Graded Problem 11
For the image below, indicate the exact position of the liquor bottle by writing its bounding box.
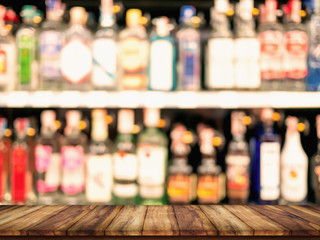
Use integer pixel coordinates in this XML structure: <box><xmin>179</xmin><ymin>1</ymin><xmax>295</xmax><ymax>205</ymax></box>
<box><xmin>258</xmin><ymin>0</ymin><xmax>284</xmax><ymax>90</ymax></box>
<box><xmin>170</xmin><ymin>123</ymin><xmax>191</xmax><ymax>158</ymax></box>
<box><xmin>0</xmin><ymin>5</ymin><xmax>16</xmax><ymax>91</ymax></box>
<box><xmin>11</xmin><ymin>118</ymin><xmax>33</xmax><ymax>204</ymax></box>
<box><xmin>16</xmin><ymin>5</ymin><xmax>38</xmax><ymax>90</ymax></box>
<box><xmin>86</xmin><ymin>109</ymin><xmax>113</xmax><ymax>203</ymax></box>
<box><xmin>312</xmin><ymin>115</ymin><xmax>320</xmax><ymax>203</ymax></box>
<box><xmin>137</xmin><ymin>108</ymin><xmax>168</xmax><ymax>204</ymax></box>
<box><xmin>206</xmin><ymin>0</ymin><xmax>234</xmax><ymax>89</ymax></box>
<box><xmin>35</xmin><ymin>110</ymin><xmax>61</xmax><ymax>204</ymax></box>
<box><xmin>60</xmin><ymin>110</ymin><xmax>87</xmax><ymax>204</ymax></box>
<box><xmin>254</xmin><ymin>108</ymin><xmax>281</xmax><ymax>204</ymax></box>
<box><xmin>234</xmin><ymin>0</ymin><xmax>260</xmax><ymax>89</ymax></box>
<box><xmin>148</xmin><ymin>16</ymin><xmax>176</xmax><ymax>91</ymax></box>
<box><xmin>60</xmin><ymin>7</ymin><xmax>92</xmax><ymax>90</ymax></box>
<box><xmin>118</xmin><ymin>9</ymin><xmax>148</xmax><ymax>90</ymax></box>
<box><xmin>92</xmin><ymin>0</ymin><xmax>117</xmax><ymax>90</ymax></box>
<box><xmin>39</xmin><ymin>0</ymin><xmax>65</xmax><ymax>90</ymax></box>
<box><xmin>280</xmin><ymin>116</ymin><xmax>308</xmax><ymax>203</ymax></box>
<box><xmin>0</xmin><ymin>118</ymin><xmax>9</xmax><ymax>203</ymax></box>
<box><xmin>283</xmin><ymin>0</ymin><xmax>308</xmax><ymax>91</ymax></box>
<box><xmin>113</xmin><ymin>109</ymin><xmax>138</xmax><ymax>204</ymax></box>
<box><xmin>167</xmin><ymin>158</ymin><xmax>192</xmax><ymax>204</ymax></box>
<box><xmin>306</xmin><ymin>0</ymin><xmax>320</xmax><ymax>91</ymax></box>
<box><xmin>226</xmin><ymin>111</ymin><xmax>250</xmax><ymax>204</ymax></box>
<box><xmin>176</xmin><ymin>6</ymin><xmax>201</xmax><ymax>90</ymax></box>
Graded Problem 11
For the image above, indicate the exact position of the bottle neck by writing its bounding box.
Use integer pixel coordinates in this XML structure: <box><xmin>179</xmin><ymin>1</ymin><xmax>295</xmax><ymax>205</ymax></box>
<box><xmin>284</xmin><ymin>128</ymin><xmax>301</xmax><ymax>148</ymax></box>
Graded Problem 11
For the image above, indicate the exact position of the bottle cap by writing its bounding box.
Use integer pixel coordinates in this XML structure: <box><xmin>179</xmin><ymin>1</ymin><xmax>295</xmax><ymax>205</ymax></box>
<box><xmin>231</xmin><ymin>111</ymin><xmax>246</xmax><ymax>136</ymax></box>
<box><xmin>14</xmin><ymin>118</ymin><xmax>30</xmax><ymax>137</ymax></box>
<box><xmin>118</xmin><ymin>109</ymin><xmax>134</xmax><ymax>134</ymax></box>
<box><xmin>0</xmin><ymin>5</ymin><xmax>5</xmax><ymax>21</ymax></box>
<box><xmin>0</xmin><ymin>118</ymin><xmax>7</xmax><ymax>137</ymax></box>
<box><xmin>126</xmin><ymin>9</ymin><xmax>142</xmax><ymax>27</ymax></box>
<box><xmin>21</xmin><ymin>5</ymin><xmax>36</xmax><ymax>20</ymax></box>
<box><xmin>144</xmin><ymin>108</ymin><xmax>160</xmax><ymax>127</ymax></box>
<box><xmin>180</xmin><ymin>5</ymin><xmax>196</xmax><ymax>24</ymax></box>
<box><xmin>286</xmin><ymin>116</ymin><xmax>298</xmax><ymax>132</ymax></box>
<box><xmin>261</xmin><ymin>108</ymin><xmax>274</xmax><ymax>122</ymax></box>
<box><xmin>46</xmin><ymin>0</ymin><xmax>64</xmax><ymax>20</ymax></box>
<box><xmin>238</xmin><ymin>0</ymin><xmax>253</xmax><ymax>20</ymax></box>
<box><xmin>70</xmin><ymin>6</ymin><xmax>87</xmax><ymax>24</ymax></box>
<box><xmin>154</xmin><ymin>16</ymin><xmax>170</xmax><ymax>36</ymax></box>
<box><xmin>316</xmin><ymin>115</ymin><xmax>320</xmax><ymax>139</ymax></box>
<box><xmin>215</xmin><ymin>0</ymin><xmax>229</xmax><ymax>13</ymax></box>
<box><xmin>288</xmin><ymin>0</ymin><xmax>301</xmax><ymax>23</ymax></box>
<box><xmin>100</xmin><ymin>0</ymin><xmax>114</xmax><ymax>27</ymax></box>
<box><xmin>41</xmin><ymin>110</ymin><xmax>56</xmax><ymax>127</ymax></box>
<box><xmin>92</xmin><ymin>109</ymin><xmax>107</xmax><ymax>140</ymax></box>
<box><xmin>66</xmin><ymin>110</ymin><xmax>81</xmax><ymax>128</ymax></box>
<box><xmin>265</xmin><ymin>0</ymin><xmax>277</xmax><ymax>22</ymax></box>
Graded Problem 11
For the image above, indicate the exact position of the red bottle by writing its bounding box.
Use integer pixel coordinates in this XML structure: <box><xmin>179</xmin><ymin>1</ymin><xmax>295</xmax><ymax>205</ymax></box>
<box><xmin>0</xmin><ymin>117</ymin><xmax>10</xmax><ymax>203</ymax></box>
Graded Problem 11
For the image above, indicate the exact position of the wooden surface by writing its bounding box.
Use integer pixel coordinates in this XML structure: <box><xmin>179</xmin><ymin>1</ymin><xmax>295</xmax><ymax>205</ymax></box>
<box><xmin>0</xmin><ymin>205</ymin><xmax>319</xmax><ymax>239</ymax></box>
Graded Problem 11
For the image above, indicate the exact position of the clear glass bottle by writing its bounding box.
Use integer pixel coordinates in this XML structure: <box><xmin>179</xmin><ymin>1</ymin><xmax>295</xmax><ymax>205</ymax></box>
<box><xmin>16</xmin><ymin>5</ymin><xmax>39</xmax><ymax>91</ymax></box>
<box><xmin>283</xmin><ymin>0</ymin><xmax>308</xmax><ymax>91</ymax></box>
<box><xmin>226</xmin><ymin>111</ymin><xmax>250</xmax><ymax>204</ymax></box>
<box><xmin>306</xmin><ymin>0</ymin><xmax>320</xmax><ymax>91</ymax></box>
<box><xmin>0</xmin><ymin>5</ymin><xmax>16</xmax><ymax>91</ymax></box>
<box><xmin>92</xmin><ymin>0</ymin><xmax>117</xmax><ymax>90</ymax></box>
<box><xmin>137</xmin><ymin>108</ymin><xmax>168</xmax><ymax>205</ymax></box>
<box><xmin>312</xmin><ymin>115</ymin><xmax>320</xmax><ymax>203</ymax></box>
<box><xmin>258</xmin><ymin>0</ymin><xmax>284</xmax><ymax>90</ymax></box>
<box><xmin>148</xmin><ymin>16</ymin><xmax>176</xmax><ymax>91</ymax></box>
<box><xmin>35</xmin><ymin>110</ymin><xmax>61</xmax><ymax>204</ymax></box>
<box><xmin>86</xmin><ymin>109</ymin><xmax>113</xmax><ymax>204</ymax></box>
<box><xmin>280</xmin><ymin>116</ymin><xmax>308</xmax><ymax>204</ymax></box>
<box><xmin>176</xmin><ymin>5</ymin><xmax>201</xmax><ymax>91</ymax></box>
<box><xmin>118</xmin><ymin>9</ymin><xmax>148</xmax><ymax>90</ymax></box>
<box><xmin>113</xmin><ymin>109</ymin><xmax>138</xmax><ymax>204</ymax></box>
<box><xmin>60</xmin><ymin>110</ymin><xmax>87</xmax><ymax>204</ymax></box>
<box><xmin>234</xmin><ymin>0</ymin><xmax>260</xmax><ymax>89</ymax></box>
<box><xmin>206</xmin><ymin>0</ymin><xmax>234</xmax><ymax>89</ymax></box>
<box><xmin>39</xmin><ymin>0</ymin><xmax>65</xmax><ymax>90</ymax></box>
<box><xmin>61</xmin><ymin>7</ymin><xmax>92</xmax><ymax>90</ymax></box>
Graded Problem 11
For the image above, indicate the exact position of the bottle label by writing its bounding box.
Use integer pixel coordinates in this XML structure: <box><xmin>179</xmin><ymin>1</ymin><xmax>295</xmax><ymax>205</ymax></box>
<box><xmin>260</xmin><ymin>142</ymin><xmax>280</xmax><ymax>200</ymax></box>
<box><xmin>308</xmin><ymin>17</ymin><xmax>320</xmax><ymax>69</ymax></box>
<box><xmin>178</xmin><ymin>28</ymin><xmax>200</xmax><ymax>90</ymax></box>
<box><xmin>17</xmin><ymin>29</ymin><xmax>35</xmax><ymax>85</ymax></box>
<box><xmin>35</xmin><ymin>145</ymin><xmax>60</xmax><ymax>193</ymax></box>
<box><xmin>113</xmin><ymin>152</ymin><xmax>138</xmax><ymax>181</ymax></box>
<box><xmin>61</xmin><ymin>146</ymin><xmax>85</xmax><ymax>195</ymax></box>
<box><xmin>281</xmin><ymin>162</ymin><xmax>307</xmax><ymax>202</ymax></box>
<box><xmin>40</xmin><ymin>30</ymin><xmax>63</xmax><ymax>80</ymax></box>
<box><xmin>149</xmin><ymin>39</ymin><xmax>174</xmax><ymax>90</ymax></box>
<box><xmin>234</xmin><ymin>38</ymin><xmax>260</xmax><ymax>88</ymax></box>
<box><xmin>207</xmin><ymin>38</ymin><xmax>234</xmax><ymax>88</ymax></box>
<box><xmin>140</xmin><ymin>185</ymin><xmax>164</xmax><ymax>199</ymax></box>
<box><xmin>137</xmin><ymin>144</ymin><xmax>166</xmax><ymax>186</ymax></box>
<box><xmin>11</xmin><ymin>145</ymin><xmax>28</xmax><ymax>203</ymax></box>
<box><xmin>119</xmin><ymin>36</ymin><xmax>147</xmax><ymax>89</ymax></box>
<box><xmin>86</xmin><ymin>154</ymin><xmax>112</xmax><ymax>202</ymax></box>
<box><xmin>284</xmin><ymin>30</ymin><xmax>308</xmax><ymax>79</ymax></box>
<box><xmin>167</xmin><ymin>174</ymin><xmax>190</xmax><ymax>203</ymax></box>
<box><xmin>92</xmin><ymin>39</ymin><xmax>116</xmax><ymax>88</ymax></box>
<box><xmin>197</xmin><ymin>175</ymin><xmax>219</xmax><ymax>203</ymax></box>
<box><xmin>60</xmin><ymin>37</ymin><xmax>92</xmax><ymax>84</ymax></box>
<box><xmin>0</xmin><ymin>43</ymin><xmax>15</xmax><ymax>87</ymax></box>
<box><xmin>0</xmin><ymin>48</ymin><xmax>7</xmax><ymax>74</ymax></box>
<box><xmin>113</xmin><ymin>183</ymin><xmax>138</xmax><ymax>198</ymax></box>
<box><xmin>226</xmin><ymin>155</ymin><xmax>250</xmax><ymax>190</ymax></box>
<box><xmin>259</xmin><ymin>30</ymin><xmax>284</xmax><ymax>80</ymax></box>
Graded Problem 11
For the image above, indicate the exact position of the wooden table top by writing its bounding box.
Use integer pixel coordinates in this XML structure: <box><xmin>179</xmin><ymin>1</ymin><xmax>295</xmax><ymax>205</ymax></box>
<box><xmin>0</xmin><ymin>205</ymin><xmax>319</xmax><ymax>239</ymax></box>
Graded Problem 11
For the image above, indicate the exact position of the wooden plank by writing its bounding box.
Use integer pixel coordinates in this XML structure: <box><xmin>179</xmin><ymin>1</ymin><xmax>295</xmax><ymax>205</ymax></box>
<box><xmin>0</xmin><ymin>205</ymin><xmax>68</xmax><ymax>236</ymax></box>
<box><xmin>200</xmin><ymin>205</ymin><xmax>253</xmax><ymax>236</ymax></box>
<box><xmin>0</xmin><ymin>206</ymin><xmax>20</xmax><ymax>215</ymax></box>
<box><xmin>250</xmin><ymin>205</ymin><xmax>320</xmax><ymax>236</ymax></box>
<box><xmin>67</xmin><ymin>205</ymin><xmax>122</xmax><ymax>236</ymax></box>
<box><xmin>276</xmin><ymin>205</ymin><xmax>320</xmax><ymax>227</ymax></box>
<box><xmin>27</xmin><ymin>205</ymin><xmax>96</xmax><ymax>236</ymax></box>
<box><xmin>0</xmin><ymin>206</ymin><xmax>43</xmax><ymax>226</ymax></box>
<box><xmin>225</xmin><ymin>205</ymin><xmax>290</xmax><ymax>236</ymax></box>
<box><xmin>173</xmin><ymin>205</ymin><xmax>217</xmax><ymax>236</ymax></box>
<box><xmin>106</xmin><ymin>205</ymin><xmax>147</xmax><ymax>236</ymax></box>
<box><xmin>302</xmin><ymin>205</ymin><xmax>320</xmax><ymax>214</ymax></box>
<box><xmin>142</xmin><ymin>205</ymin><xmax>179</xmax><ymax>236</ymax></box>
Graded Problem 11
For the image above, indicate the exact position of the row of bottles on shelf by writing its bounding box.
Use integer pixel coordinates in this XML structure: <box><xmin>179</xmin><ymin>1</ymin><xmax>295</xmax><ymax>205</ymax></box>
<box><xmin>1</xmin><ymin>0</ymin><xmax>320</xmax><ymax>92</ymax></box>
<box><xmin>0</xmin><ymin>107</ymin><xmax>320</xmax><ymax>205</ymax></box>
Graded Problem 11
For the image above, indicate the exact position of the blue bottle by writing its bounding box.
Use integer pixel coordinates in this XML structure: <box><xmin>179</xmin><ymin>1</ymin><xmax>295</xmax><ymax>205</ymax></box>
<box><xmin>306</xmin><ymin>1</ymin><xmax>320</xmax><ymax>91</ymax></box>
<box><xmin>148</xmin><ymin>17</ymin><xmax>176</xmax><ymax>91</ymax></box>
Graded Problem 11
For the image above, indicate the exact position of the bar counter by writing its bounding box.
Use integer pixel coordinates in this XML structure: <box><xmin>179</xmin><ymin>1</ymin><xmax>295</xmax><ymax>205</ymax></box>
<box><xmin>0</xmin><ymin>205</ymin><xmax>319</xmax><ymax>239</ymax></box>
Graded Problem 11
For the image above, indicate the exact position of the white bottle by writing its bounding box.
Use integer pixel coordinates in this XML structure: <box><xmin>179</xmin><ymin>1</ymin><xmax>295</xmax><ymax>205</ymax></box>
<box><xmin>280</xmin><ymin>116</ymin><xmax>308</xmax><ymax>203</ymax></box>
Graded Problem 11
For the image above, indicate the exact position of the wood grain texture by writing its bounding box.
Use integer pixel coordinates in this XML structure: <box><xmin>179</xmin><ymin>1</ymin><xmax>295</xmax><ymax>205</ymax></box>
<box><xmin>0</xmin><ymin>206</ymin><xmax>19</xmax><ymax>214</ymax></box>
<box><xmin>27</xmin><ymin>205</ymin><xmax>96</xmax><ymax>236</ymax></box>
<box><xmin>225</xmin><ymin>205</ymin><xmax>290</xmax><ymax>236</ymax></box>
<box><xmin>106</xmin><ymin>205</ymin><xmax>147</xmax><ymax>236</ymax></box>
<box><xmin>250</xmin><ymin>205</ymin><xmax>320</xmax><ymax>236</ymax></box>
<box><xmin>200</xmin><ymin>205</ymin><xmax>253</xmax><ymax>236</ymax></box>
<box><xmin>301</xmin><ymin>205</ymin><xmax>320</xmax><ymax>214</ymax></box>
<box><xmin>0</xmin><ymin>205</ymin><xmax>68</xmax><ymax>236</ymax></box>
<box><xmin>0</xmin><ymin>206</ymin><xmax>43</xmax><ymax>227</ymax></box>
<box><xmin>173</xmin><ymin>205</ymin><xmax>217</xmax><ymax>236</ymax></box>
<box><xmin>67</xmin><ymin>205</ymin><xmax>122</xmax><ymax>236</ymax></box>
<box><xmin>142</xmin><ymin>205</ymin><xmax>179</xmax><ymax>236</ymax></box>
